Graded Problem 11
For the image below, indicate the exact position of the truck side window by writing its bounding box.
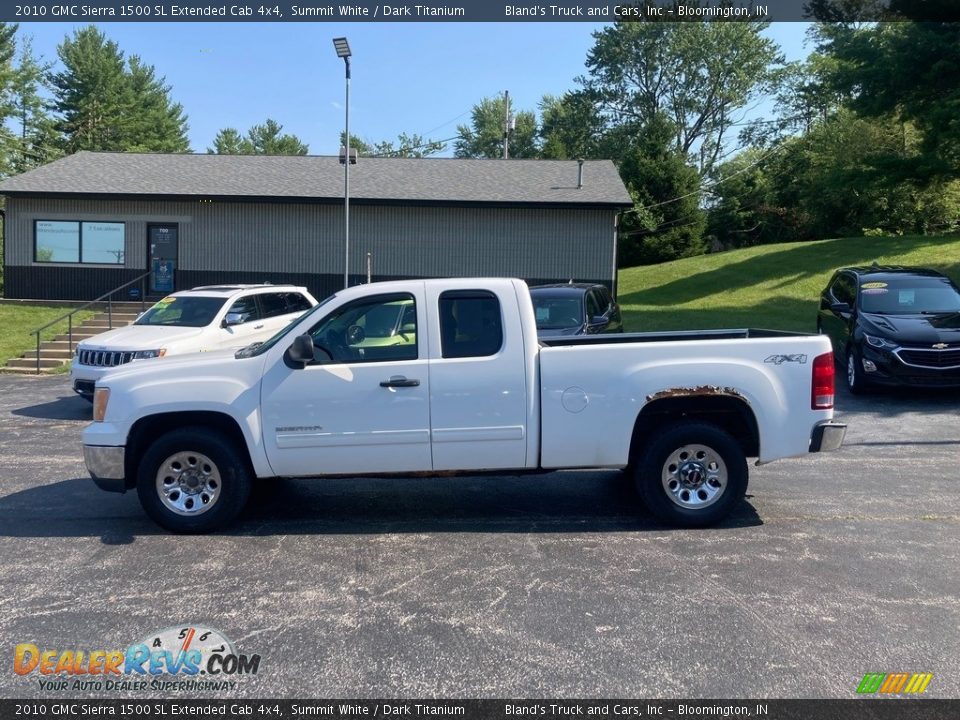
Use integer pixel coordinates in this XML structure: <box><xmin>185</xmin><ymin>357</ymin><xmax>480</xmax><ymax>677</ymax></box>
<box><xmin>439</xmin><ymin>291</ymin><xmax>503</xmax><ymax>359</ymax></box>
<box><xmin>308</xmin><ymin>293</ymin><xmax>417</xmax><ymax>364</ymax></box>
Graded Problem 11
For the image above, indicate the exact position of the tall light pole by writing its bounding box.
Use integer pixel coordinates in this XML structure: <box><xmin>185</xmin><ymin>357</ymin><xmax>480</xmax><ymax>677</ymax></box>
<box><xmin>333</xmin><ymin>37</ymin><xmax>352</xmax><ymax>288</ymax></box>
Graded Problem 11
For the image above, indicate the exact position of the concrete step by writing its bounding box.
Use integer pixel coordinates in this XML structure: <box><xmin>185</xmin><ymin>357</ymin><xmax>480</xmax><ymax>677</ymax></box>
<box><xmin>24</xmin><ymin>349</ymin><xmax>75</xmax><ymax>359</ymax></box>
<box><xmin>0</xmin><ymin>366</ymin><xmax>60</xmax><ymax>375</ymax></box>
<box><xmin>33</xmin><ymin>341</ymin><xmax>79</xmax><ymax>350</ymax></box>
<box><xmin>54</xmin><ymin>332</ymin><xmax>99</xmax><ymax>342</ymax></box>
<box><xmin>6</xmin><ymin>357</ymin><xmax>66</xmax><ymax>369</ymax></box>
<box><xmin>91</xmin><ymin>313</ymin><xmax>139</xmax><ymax>322</ymax></box>
<box><xmin>78</xmin><ymin>324</ymin><xmax>131</xmax><ymax>332</ymax></box>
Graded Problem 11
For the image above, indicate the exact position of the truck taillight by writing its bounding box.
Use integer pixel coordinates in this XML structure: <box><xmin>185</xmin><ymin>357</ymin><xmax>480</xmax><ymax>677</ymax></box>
<box><xmin>812</xmin><ymin>352</ymin><xmax>834</xmax><ymax>409</ymax></box>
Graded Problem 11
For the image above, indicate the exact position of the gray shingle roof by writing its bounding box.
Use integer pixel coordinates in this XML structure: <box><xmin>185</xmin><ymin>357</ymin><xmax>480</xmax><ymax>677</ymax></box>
<box><xmin>0</xmin><ymin>151</ymin><xmax>632</xmax><ymax>206</ymax></box>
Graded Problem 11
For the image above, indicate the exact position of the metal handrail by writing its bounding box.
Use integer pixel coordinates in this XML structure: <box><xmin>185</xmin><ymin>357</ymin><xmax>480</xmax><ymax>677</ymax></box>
<box><xmin>30</xmin><ymin>270</ymin><xmax>152</xmax><ymax>374</ymax></box>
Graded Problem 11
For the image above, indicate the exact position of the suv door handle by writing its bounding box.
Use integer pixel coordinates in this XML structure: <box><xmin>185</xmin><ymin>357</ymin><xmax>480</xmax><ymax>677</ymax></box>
<box><xmin>380</xmin><ymin>376</ymin><xmax>420</xmax><ymax>388</ymax></box>
<box><xmin>254</xmin><ymin>324</ymin><xmax>264</xmax><ymax>329</ymax></box>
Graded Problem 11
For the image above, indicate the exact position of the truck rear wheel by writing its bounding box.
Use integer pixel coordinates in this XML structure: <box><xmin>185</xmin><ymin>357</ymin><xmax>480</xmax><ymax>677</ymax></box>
<box><xmin>136</xmin><ymin>426</ymin><xmax>252</xmax><ymax>534</ymax></box>
<box><xmin>635</xmin><ymin>422</ymin><xmax>747</xmax><ymax>528</ymax></box>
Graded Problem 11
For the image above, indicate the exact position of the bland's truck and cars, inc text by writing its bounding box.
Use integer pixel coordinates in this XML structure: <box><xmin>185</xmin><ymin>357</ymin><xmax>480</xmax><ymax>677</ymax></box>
<box><xmin>81</xmin><ymin>278</ymin><xmax>846</xmax><ymax>533</ymax></box>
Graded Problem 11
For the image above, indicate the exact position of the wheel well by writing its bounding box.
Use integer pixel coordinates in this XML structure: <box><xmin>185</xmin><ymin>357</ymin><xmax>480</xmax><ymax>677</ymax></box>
<box><xmin>125</xmin><ymin>411</ymin><xmax>252</xmax><ymax>489</ymax></box>
<box><xmin>628</xmin><ymin>395</ymin><xmax>760</xmax><ymax>465</ymax></box>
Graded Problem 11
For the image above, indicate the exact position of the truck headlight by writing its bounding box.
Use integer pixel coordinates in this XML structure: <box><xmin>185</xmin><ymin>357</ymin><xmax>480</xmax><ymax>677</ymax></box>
<box><xmin>864</xmin><ymin>334</ymin><xmax>896</xmax><ymax>350</ymax></box>
<box><xmin>93</xmin><ymin>387</ymin><xmax>110</xmax><ymax>422</ymax></box>
<box><xmin>132</xmin><ymin>348</ymin><xmax>166</xmax><ymax>360</ymax></box>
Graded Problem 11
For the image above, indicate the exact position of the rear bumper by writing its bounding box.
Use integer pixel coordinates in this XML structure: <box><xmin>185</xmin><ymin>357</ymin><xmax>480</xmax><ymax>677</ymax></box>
<box><xmin>83</xmin><ymin>445</ymin><xmax>127</xmax><ymax>493</ymax></box>
<box><xmin>810</xmin><ymin>421</ymin><xmax>847</xmax><ymax>453</ymax></box>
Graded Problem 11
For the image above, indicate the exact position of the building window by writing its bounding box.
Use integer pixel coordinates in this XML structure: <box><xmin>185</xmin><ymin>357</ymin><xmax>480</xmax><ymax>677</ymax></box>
<box><xmin>34</xmin><ymin>220</ymin><xmax>125</xmax><ymax>264</ymax></box>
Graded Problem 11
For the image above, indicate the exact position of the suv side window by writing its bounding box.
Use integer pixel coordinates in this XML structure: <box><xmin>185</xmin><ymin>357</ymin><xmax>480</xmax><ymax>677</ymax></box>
<box><xmin>596</xmin><ymin>287</ymin><xmax>612</xmax><ymax>311</ymax></box>
<box><xmin>258</xmin><ymin>293</ymin><xmax>289</xmax><ymax>319</ymax></box>
<box><xmin>439</xmin><ymin>290</ymin><xmax>503</xmax><ymax>359</ymax></box>
<box><xmin>283</xmin><ymin>292</ymin><xmax>312</xmax><ymax>314</ymax></box>
<box><xmin>586</xmin><ymin>291</ymin><xmax>602</xmax><ymax>320</ymax></box>
<box><xmin>227</xmin><ymin>295</ymin><xmax>260</xmax><ymax>324</ymax></box>
<box><xmin>831</xmin><ymin>274</ymin><xmax>856</xmax><ymax>306</ymax></box>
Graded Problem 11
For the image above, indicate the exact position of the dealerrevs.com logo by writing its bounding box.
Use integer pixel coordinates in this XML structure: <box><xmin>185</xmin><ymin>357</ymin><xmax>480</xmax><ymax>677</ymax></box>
<box><xmin>13</xmin><ymin>625</ymin><xmax>261</xmax><ymax>693</ymax></box>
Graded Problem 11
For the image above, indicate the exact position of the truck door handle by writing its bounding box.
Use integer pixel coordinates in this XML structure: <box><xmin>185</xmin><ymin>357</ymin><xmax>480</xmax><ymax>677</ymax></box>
<box><xmin>380</xmin><ymin>376</ymin><xmax>420</xmax><ymax>388</ymax></box>
<box><xmin>254</xmin><ymin>324</ymin><xmax>264</xmax><ymax>329</ymax></box>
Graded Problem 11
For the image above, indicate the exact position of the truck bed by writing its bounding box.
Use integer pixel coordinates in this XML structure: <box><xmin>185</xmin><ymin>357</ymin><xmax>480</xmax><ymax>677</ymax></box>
<box><xmin>540</xmin><ymin>328</ymin><xmax>809</xmax><ymax>347</ymax></box>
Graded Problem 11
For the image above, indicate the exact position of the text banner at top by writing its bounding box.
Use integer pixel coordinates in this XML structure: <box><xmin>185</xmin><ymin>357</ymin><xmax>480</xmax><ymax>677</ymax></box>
<box><xmin>4</xmin><ymin>0</ymin><xmax>959</xmax><ymax>23</ymax></box>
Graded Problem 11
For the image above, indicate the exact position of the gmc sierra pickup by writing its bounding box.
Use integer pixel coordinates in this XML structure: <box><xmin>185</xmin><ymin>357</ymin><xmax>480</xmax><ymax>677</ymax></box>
<box><xmin>82</xmin><ymin>278</ymin><xmax>846</xmax><ymax>533</ymax></box>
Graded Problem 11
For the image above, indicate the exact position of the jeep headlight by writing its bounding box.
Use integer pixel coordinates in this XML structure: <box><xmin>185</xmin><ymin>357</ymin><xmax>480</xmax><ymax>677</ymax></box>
<box><xmin>132</xmin><ymin>348</ymin><xmax>167</xmax><ymax>360</ymax></box>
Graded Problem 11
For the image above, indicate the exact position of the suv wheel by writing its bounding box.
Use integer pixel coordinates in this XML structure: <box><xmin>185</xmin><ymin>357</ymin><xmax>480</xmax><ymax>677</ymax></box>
<box><xmin>846</xmin><ymin>347</ymin><xmax>868</xmax><ymax>395</ymax></box>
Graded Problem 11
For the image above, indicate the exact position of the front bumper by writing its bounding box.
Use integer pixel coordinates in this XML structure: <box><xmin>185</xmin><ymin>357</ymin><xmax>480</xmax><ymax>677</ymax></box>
<box><xmin>83</xmin><ymin>445</ymin><xmax>127</xmax><ymax>493</ymax></box>
<box><xmin>860</xmin><ymin>344</ymin><xmax>960</xmax><ymax>388</ymax></box>
<box><xmin>810</xmin><ymin>421</ymin><xmax>847</xmax><ymax>453</ymax></box>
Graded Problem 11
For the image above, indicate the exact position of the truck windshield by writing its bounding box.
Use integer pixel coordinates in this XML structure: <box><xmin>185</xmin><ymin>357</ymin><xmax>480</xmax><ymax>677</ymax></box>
<box><xmin>235</xmin><ymin>294</ymin><xmax>336</xmax><ymax>358</ymax></box>
<box><xmin>135</xmin><ymin>297</ymin><xmax>227</xmax><ymax>327</ymax></box>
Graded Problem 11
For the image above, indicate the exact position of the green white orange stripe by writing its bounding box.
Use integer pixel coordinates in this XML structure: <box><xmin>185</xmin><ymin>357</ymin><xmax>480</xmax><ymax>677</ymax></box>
<box><xmin>857</xmin><ymin>672</ymin><xmax>933</xmax><ymax>694</ymax></box>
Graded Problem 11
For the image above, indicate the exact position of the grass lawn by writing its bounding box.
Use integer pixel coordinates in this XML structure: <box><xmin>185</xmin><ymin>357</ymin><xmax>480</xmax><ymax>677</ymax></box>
<box><xmin>617</xmin><ymin>233</ymin><xmax>960</xmax><ymax>333</ymax></box>
<box><xmin>0</xmin><ymin>304</ymin><xmax>96</xmax><ymax>365</ymax></box>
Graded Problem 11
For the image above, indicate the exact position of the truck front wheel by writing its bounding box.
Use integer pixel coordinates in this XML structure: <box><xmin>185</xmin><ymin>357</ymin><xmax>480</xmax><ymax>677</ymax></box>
<box><xmin>136</xmin><ymin>427</ymin><xmax>252</xmax><ymax>533</ymax></box>
<box><xmin>635</xmin><ymin>422</ymin><xmax>748</xmax><ymax>528</ymax></box>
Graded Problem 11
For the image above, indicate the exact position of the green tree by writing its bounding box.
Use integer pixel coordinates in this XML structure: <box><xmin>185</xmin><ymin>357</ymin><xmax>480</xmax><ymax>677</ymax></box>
<box><xmin>124</xmin><ymin>56</ymin><xmax>189</xmax><ymax>152</ymax></box>
<box><xmin>814</xmin><ymin>20</ymin><xmax>960</xmax><ymax>180</ymax></box>
<box><xmin>208</xmin><ymin>119</ymin><xmax>307</xmax><ymax>155</ymax></box>
<box><xmin>208</xmin><ymin>127</ymin><xmax>247</xmax><ymax>155</ymax></box>
<box><xmin>616</xmin><ymin>114</ymin><xmax>706</xmax><ymax>265</ymax></box>
<box><xmin>581</xmin><ymin>17</ymin><xmax>783</xmax><ymax>176</ymax></box>
<box><xmin>51</xmin><ymin>26</ymin><xmax>189</xmax><ymax>153</ymax></box>
<box><xmin>454</xmin><ymin>95</ymin><xmax>539</xmax><ymax>159</ymax></box>
<box><xmin>246</xmin><ymin>119</ymin><xmax>307</xmax><ymax>155</ymax></box>
<box><xmin>539</xmin><ymin>91</ymin><xmax>606</xmax><ymax>160</ymax></box>
<box><xmin>0</xmin><ymin>23</ymin><xmax>20</xmax><ymax>177</ymax></box>
<box><xmin>10</xmin><ymin>36</ymin><xmax>62</xmax><ymax>172</ymax></box>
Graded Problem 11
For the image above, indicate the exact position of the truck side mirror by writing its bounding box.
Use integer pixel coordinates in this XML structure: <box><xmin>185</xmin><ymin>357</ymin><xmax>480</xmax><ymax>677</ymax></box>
<box><xmin>830</xmin><ymin>302</ymin><xmax>852</xmax><ymax>315</ymax></box>
<box><xmin>591</xmin><ymin>315</ymin><xmax>610</xmax><ymax>329</ymax></box>
<box><xmin>285</xmin><ymin>334</ymin><xmax>316</xmax><ymax>369</ymax></box>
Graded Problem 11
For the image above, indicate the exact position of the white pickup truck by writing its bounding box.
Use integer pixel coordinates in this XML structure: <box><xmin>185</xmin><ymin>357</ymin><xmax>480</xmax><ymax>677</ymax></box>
<box><xmin>82</xmin><ymin>278</ymin><xmax>846</xmax><ymax>533</ymax></box>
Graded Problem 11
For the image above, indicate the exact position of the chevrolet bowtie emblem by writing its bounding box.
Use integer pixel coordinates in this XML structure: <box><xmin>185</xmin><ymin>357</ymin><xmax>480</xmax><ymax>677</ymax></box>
<box><xmin>932</xmin><ymin>343</ymin><xmax>948</xmax><ymax>349</ymax></box>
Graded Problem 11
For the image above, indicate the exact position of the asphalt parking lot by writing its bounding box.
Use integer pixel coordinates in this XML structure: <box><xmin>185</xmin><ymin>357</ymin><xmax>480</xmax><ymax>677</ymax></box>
<box><xmin>0</xmin><ymin>373</ymin><xmax>958</xmax><ymax>699</ymax></box>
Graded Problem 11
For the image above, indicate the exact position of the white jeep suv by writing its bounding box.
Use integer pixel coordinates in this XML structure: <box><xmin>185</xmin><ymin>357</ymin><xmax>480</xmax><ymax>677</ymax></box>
<box><xmin>71</xmin><ymin>284</ymin><xmax>318</xmax><ymax>401</ymax></box>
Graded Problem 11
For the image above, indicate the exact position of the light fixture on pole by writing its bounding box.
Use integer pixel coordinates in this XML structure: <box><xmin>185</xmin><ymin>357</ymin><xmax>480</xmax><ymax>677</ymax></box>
<box><xmin>333</xmin><ymin>36</ymin><xmax>352</xmax><ymax>288</ymax></box>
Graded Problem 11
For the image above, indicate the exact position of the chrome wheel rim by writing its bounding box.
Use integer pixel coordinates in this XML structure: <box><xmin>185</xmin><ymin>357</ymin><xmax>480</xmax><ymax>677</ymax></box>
<box><xmin>155</xmin><ymin>451</ymin><xmax>221</xmax><ymax>516</ymax></box>
<box><xmin>661</xmin><ymin>444</ymin><xmax>727</xmax><ymax>509</ymax></box>
<box><xmin>847</xmin><ymin>353</ymin><xmax>856</xmax><ymax>388</ymax></box>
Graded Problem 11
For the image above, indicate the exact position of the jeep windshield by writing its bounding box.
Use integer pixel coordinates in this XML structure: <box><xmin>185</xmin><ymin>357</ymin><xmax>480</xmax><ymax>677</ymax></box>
<box><xmin>135</xmin><ymin>297</ymin><xmax>227</xmax><ymax>327</ymax></box>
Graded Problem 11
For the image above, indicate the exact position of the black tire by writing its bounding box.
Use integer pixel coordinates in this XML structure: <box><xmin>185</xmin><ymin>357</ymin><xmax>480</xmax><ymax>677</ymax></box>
<box><xmin>136</xmin><ymin>426</ymin><xmax>252</xmax><ymax>533</ymax></box>
<box><xmin>846</xmin><ymin>346</ymin><xmax>868</xmax><ymax>395</ymax></box>
<box><xmin>635</xmin><ymin>422</ymin><xmax>748</xmax><ymax>528</ymax></box>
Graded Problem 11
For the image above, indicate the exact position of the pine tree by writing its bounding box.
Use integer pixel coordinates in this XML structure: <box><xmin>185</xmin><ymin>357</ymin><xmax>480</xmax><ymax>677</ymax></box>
<box><xmin>11</xmin><ymin>36</ymin><xmax>62</xmax><ymax>172</ymax></box>
<box><xmin>207</xmin><ymin>119</ymin><xmax>308</xmax><ymax>155</ymax></box>
<box><xmin>125</xmin><ymin>55</ymin><xmax>189</xmax><ymax>152</ymax></box>
<box><xmin>0</xmin><ymin>22</ymin><xmax>20</xmax><ymax>177</ymax></box>
<box><xmin>51</xmin><ymin>26</ymin><xmax>189</xmax><ymax>153</ymax></box>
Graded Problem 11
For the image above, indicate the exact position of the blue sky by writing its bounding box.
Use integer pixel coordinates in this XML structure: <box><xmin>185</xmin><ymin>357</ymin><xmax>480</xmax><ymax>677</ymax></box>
<box><xmin>15</xmin><ymin>21</ymin><xmax>813</xmax><ymax>155</ymax></box>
